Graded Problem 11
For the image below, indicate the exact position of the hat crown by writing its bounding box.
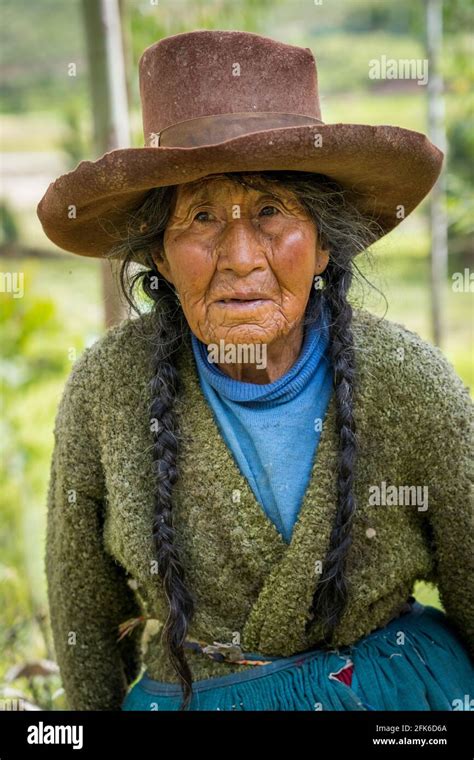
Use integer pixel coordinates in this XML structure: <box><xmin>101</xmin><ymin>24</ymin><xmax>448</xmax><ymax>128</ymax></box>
<box><xmin>138</xmin><ymin>30</ymin><xmax>321</xmax><ymax>145</ymax></box>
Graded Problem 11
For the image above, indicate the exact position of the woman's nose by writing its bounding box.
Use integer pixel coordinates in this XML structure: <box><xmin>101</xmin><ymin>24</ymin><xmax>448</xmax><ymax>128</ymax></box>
<box><xmin>215</xmin><ymin>219</ymin><xmax>267</xmax><ymax>275</ymax></box>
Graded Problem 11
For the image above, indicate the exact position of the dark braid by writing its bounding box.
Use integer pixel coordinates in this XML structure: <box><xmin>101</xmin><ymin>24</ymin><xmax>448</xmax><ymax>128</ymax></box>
<box><xmin>107</xmin><ymin>170</ymin><xmax>381</xmax><ymax>707</ymax></box>
<box><xmin>306</xmin><ymin>261</ymin><xmax>358</xmax><ymax>641</ymax></box>
<box><xmin>146</xmin><ymin>282</ymin><xmax>195</xmax><ymax>710</ymax></box>
<box><xmin>115</xmin><ymin>187</ymin><xmax>196</xmax><ymax>710</ymax></box>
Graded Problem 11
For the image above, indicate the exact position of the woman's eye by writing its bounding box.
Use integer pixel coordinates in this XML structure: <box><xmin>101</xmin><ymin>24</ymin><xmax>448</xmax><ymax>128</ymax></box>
<box><xmin>259</xmin><ymin>205</ymin><xmax>280</xmax><ymax>217</ymax></box>
<box><xmin>193</xmin><ymin>211</ymin><xmax>213</xmax><ymax>223</ymax></box>
<box><xmin>192</xmin><ymin>206</ymin><xmax>280</xmax><ymax>223</ymax></box>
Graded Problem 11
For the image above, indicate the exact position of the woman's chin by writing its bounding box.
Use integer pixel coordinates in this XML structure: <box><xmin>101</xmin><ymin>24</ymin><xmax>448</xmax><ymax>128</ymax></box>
<box><xmin>207</xmin><ymin>326</ymin><xmax>274</xmax><ymax>346</ymax></box>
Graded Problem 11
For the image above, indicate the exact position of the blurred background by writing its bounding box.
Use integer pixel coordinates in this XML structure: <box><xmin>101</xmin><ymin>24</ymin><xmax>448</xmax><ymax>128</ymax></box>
<box><xmin>1</xmin><ymin>0</ymin><xmax>473</xmax><ymax>709</ymax></box>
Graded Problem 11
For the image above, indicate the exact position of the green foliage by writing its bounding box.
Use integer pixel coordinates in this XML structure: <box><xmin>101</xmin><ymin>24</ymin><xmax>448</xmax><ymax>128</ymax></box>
<box><xmin>0</xmin><ymin>279</ymin><xmax>86</xmax><ymax>707</ymax></box>
<box><xmin>339</xmin><ymin>0</ymin><xmax>424</xmax><ymax>36</ymax></box>
<box><xmin>444</xmin><ymin>40</ymin><xmax>474</xmax><ymax>252</ymax></box>
<box><xmin>0</xmin><ymin>201</ymin><xmax>19</xmax><ymax>245</ymax></box>
<box><xmin>330</xmin><ymin>0</ymin><xmax>474</xmax><ymax>37</ymax></box>
<box><xmin>0</xmin><ymin>0</ymin><xmax>86</xmax><ymax>114</ymax></box>
<box><xmin>58</xmin><ymin>99</ymin><xmax>91</xmax><ymax>168</ymax></box>
<box><xmin>443</xmin><ymin>0</ymin><xmax>474</xmax><ymax>34</ymax></box>
<box><xmin>308</xmin><ymin>33</ymin><xmax>427</xmax><ymax>94</ymax></box>
<box><xmin>1</xmin><ymin>295</ymin><xmax>69</xmax><ymax>382</ymax></box>
<box><xmin>447</xmin><ymin>173</ymin><xmax>474</xmax><ymax>243</ymax></box>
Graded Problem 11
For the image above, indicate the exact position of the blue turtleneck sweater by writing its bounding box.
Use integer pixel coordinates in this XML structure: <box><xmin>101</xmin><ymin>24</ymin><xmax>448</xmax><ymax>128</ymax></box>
<box><xmin>190</xmin><ymin>304</ymin><xmax>334</xmax><ymax>543</ymax></box>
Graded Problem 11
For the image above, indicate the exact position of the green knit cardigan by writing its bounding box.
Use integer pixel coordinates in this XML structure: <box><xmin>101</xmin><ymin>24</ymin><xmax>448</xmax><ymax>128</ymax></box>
<box><xmin>45</xmin><ymin>307</ymin><xmax>474</xmax><ymax>711</ymax></box>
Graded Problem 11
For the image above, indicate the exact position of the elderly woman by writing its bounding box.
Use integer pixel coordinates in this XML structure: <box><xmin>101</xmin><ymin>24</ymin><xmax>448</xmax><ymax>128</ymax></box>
<box><xmin>38</xmin><ymin>31</ymin><xmax>473</xmax><ymax>712</ymax></box>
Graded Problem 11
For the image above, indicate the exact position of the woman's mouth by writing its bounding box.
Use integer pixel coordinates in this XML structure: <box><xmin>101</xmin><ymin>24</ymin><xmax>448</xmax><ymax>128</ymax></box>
<box><xmin>215</xmin><ymin>298</ymin><xmax>271</xmax><ymax>309</ymax></box>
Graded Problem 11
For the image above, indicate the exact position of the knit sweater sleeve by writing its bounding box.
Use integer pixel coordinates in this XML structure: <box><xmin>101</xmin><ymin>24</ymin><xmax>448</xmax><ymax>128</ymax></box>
<box><xmin>406</xmin><ymin>335</ymin><xmax>474</xmax><ymax>658</ymax></box>
<box><xmin>45</xmin><ymin>342</ymin><xmax>145</xmax><ymax>710</ymax></box>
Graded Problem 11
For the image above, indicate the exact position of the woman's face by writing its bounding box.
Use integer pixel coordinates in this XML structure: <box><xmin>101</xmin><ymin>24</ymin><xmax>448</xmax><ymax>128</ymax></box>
<box><xmin>153</xmin><ymin>174</ymin><xmax>329</xmax><ymax>347</ymax></box>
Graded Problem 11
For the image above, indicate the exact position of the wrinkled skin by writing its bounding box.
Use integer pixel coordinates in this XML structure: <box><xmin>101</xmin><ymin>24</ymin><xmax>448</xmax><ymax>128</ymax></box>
<box><xmin>152</xmin><ymin>174</ymin><xmax>329</xmax><ymax>383</ymax></box>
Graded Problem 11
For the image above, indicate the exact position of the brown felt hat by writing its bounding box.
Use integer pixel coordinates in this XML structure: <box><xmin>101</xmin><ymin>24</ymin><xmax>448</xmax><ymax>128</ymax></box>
<box><xmin>36</xmin><ymin>29</ymin><xmax>444</xmax><ymax>263</ymax></box>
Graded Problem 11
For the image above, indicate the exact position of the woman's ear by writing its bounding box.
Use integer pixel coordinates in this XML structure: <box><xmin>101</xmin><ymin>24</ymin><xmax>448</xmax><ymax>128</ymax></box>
<box><xmin>152</xmin><ymin>249</ymin><xmax>174</xmax><ymax>285</ymax></box>
<box><xmin>315</xmin><ymin>247</ymin><xmax>330</xmax><ymax>275</ymax></box>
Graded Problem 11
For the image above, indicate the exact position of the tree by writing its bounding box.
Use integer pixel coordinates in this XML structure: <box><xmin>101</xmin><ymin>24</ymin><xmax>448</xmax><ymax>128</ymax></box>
<box><xmin>82</xmin><ymin>0</ymin><xmax>130</xmax><ymax>328</ymax></box>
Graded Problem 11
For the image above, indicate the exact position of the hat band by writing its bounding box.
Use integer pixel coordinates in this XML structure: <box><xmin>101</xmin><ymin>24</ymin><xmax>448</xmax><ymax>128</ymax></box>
<box><xmin>148</xmin><ymin>111</ymin><xmax>324</xmax><ymax>148</ymax></box>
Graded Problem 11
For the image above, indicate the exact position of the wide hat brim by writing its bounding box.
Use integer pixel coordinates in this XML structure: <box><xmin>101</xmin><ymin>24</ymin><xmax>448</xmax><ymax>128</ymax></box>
<box><xmin>36</xmin><ymin>121</ymin><xmax>443</xmax><ymax>265</ymax></box>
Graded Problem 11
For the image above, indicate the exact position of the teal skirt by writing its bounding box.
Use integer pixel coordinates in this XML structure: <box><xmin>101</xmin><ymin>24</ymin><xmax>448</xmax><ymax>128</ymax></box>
<box><xmin>121</xmin><ymin>600</ymin><xmax>474</xmax><ymax>711</ymax></box>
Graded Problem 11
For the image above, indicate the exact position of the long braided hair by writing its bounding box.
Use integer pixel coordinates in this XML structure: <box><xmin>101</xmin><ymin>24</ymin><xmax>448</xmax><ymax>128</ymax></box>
<box><xmin>106</xmin><ymin>170</ymin><xmax>381</xmax><ymax>709</ymax></box>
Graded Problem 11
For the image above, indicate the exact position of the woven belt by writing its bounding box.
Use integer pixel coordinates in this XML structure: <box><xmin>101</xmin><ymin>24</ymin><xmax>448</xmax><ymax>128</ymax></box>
<box><xmin>117</xmin><ymin>617</ymin><xmax>272</xmax><ymax>666</ymax></box>
<box><xmin>183</xmin><ymin>638</ymin><xmax>273</xmax><ymax>666</ymax></box>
